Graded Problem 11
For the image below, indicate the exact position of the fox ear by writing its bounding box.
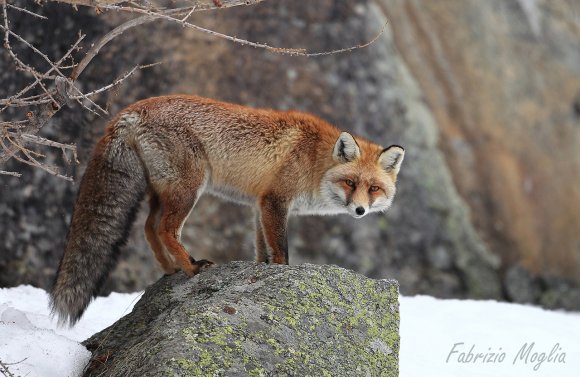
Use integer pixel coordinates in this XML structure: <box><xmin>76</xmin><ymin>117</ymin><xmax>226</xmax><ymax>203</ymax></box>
<box><xmin>379</xmin><ymin>145</ymin><xmax>405</xmax><ymax>174</ymax></box>
<box><xmin>333</xmin><ymin>132</ymin><xmax>361</xmax><ymax>163</ymax></box>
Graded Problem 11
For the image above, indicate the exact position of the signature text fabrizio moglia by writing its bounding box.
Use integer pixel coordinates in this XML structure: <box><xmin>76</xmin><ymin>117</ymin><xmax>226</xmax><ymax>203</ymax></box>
<box><xmin>446</xmin><ymin>342</ymin><xmax>566</xmax><ymax>371</ymax></box>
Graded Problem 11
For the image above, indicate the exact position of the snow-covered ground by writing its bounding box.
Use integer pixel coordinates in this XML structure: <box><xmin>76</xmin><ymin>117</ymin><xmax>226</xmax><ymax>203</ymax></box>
<box><xmin>400</xmin><ymin>295</ymin><xmax>580</xmax><ymax>377</ymax></box>
<box><xmin>0</xmin><ymin>286</ymin><xmax>142</xmax><ymax>377</ymax></box>
<box><xmin>1</xmin><ymin>285</ymin><xmax>579</xmax><ymax>377</ymax></box>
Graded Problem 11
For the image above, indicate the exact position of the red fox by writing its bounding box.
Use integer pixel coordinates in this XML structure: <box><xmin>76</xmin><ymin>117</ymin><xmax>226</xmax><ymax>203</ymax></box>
<box><xmin>50</xmin><ymin>95</ymin><xmax>405</xmax><ymax>325</ymax></box>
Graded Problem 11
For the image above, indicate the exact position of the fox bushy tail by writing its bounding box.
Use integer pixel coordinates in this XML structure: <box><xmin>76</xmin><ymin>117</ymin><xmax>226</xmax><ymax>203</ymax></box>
<box><xmin>50</xmin><ymin>122</ymin><xmax>147</xmax><ymax>326</ymax></box>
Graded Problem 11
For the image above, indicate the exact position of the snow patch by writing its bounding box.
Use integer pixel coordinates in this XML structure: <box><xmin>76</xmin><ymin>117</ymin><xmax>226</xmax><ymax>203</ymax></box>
<box><xmin>400</xmin><ymin>295</ymin><xmax>580</xmax><ymax>377</ymax></box>
<box><xmin>0</xmin><ymin>308</ymin><xmax>90</xmax><ymax>377</ymax></box>
<box><xmin>0</xmin><ymin>285</ymin><xmax>141</xmax><ymax>377</ymax></box>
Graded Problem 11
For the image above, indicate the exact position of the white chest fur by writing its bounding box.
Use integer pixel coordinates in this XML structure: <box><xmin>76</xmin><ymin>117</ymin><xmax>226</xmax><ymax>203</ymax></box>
<box><xmin>290</xmin><ymin>194</ymin><xmax>347</xmax><ymax>216</ymax></box>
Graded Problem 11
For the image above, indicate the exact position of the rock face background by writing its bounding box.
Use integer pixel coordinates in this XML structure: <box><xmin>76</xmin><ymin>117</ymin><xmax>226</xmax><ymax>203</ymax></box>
<box><xmin>82</xmin><ymin>262</ymin><xmax>399</xmax><ymax>376</ymax></box>
<box><xmin>382</xmin><ymin>0</ymin><xmax>580</xmax><ymax>308</ymax></box>
<box><xmin>1</xmin><ymin>0</ymin><xmax>579</xmax><ymax>309</ymax></box>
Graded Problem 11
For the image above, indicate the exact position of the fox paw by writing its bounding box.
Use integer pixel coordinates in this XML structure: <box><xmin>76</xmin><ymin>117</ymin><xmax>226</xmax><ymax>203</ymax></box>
<box><xmin>194</xmin><ymin>259</ymin><xmax>215</xmax><ymax>268</ymax></box>
<box><xmin>189</xmin><ymin>256</ymin><xmax>215</xmax><ymax>269</ymax></box>
<box><xmin>181</xmin><ymin>256</ymin><xmax>215</xmax><ymax>277</ymax></box>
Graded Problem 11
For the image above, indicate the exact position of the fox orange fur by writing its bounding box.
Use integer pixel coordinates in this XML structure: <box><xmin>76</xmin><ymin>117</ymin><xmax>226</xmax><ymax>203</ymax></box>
<box><xmin>50</xmin><ymin>95</ymin><xmax>405</xmax><ymax>325</ymax></box>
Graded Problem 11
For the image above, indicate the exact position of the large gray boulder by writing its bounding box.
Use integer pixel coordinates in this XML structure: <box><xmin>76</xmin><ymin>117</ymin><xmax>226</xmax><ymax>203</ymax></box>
<box><xmin>82</xmin><ymin>262</ymin><xmax>399</xmax><ymax>376</ymax></box>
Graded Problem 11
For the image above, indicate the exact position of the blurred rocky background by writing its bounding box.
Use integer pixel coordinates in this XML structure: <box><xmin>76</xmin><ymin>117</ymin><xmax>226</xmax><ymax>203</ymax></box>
<box><xmin>1</xmin><ymin>0</ymin><xmax>579</xmax><ymax>309</ymax></box>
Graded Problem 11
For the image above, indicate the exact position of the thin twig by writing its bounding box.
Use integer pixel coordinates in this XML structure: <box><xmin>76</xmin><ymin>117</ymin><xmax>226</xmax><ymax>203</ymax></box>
<box><xmin>0</xmin><ymin>358</ymin><xmax>17</xmax><ymax>377</ymax></box>
<box><xmin>5</xmin><ymin>26</ymin><xmax>70</xmax><ymax>81</ymax></box>
<box><xmin>0</xmin><ymin>357</ymin><xmax>28</xmax><ymax>377</ymax></box>
<box><xmin>99</xmin><ymin>4</ymin><xmax>387</xmax><ymax>57</ymax></box>
<box><xmin>20</xmin><ymin>133</ymin><xmax>78</xmax><ymax>163</ymax></box>
<box><xmin>0</xmin><ymin>169</ymin><xmax>22</xmax><ymax>177</ymax></box>
<box><xmin>68</xmin><ymin>84</ymin><xmax>109</xmax><ymax>115</ymax></box>
<box><xmin>48</xmin><ymin>0</ymin><xmax>265</xmax><ymax>12</ymax></box>
<box><xmin>102</xmin><ymin>5</ymin><xmax>306</xmax><ymax>54</ymax></box>
<box><xmin>71</xmin><ymin>64</ymin><xmax>143</xmax><ymax>99</ymax></box>
<box><xmin>2</xmin><ymin>2</ymin><xmax>43</xmax><ymax>77</ymax></box>
<box><xmin>0</xmin><ymin>357</ymin><xmax>27</xmax><ymax>366</ymax></box>
<box><xmin>1</xmin><ymin>136</ymin><xmax>73</xmax><ymax>181</ymax></box>
<box><xmin>71</xmin><ymin>7</ymin><xmax>189</xmax><ymax>79</ymax></box>
<box><xmin>0</xmin><ymin>33</ymin><xmax>85</xmax><ymax>109</ymax></box>
<box><xmin>4</xmin><ymin>132</ymin><xmax>45</xmax><ymax>159</ymax></box>
<box><xmin>6</xmin><ymin>3</ymin><xmax>48</xmax><ymax>19</ymax></box>
<box><xmin>180</xmin><ymin>5</ymin><xmax>196</xmax><ymax>22</ymax></box>
<box><xmin>301</xmin><ymin>21</ymin><xmax>389</xmax><ymax>57</ymax></box>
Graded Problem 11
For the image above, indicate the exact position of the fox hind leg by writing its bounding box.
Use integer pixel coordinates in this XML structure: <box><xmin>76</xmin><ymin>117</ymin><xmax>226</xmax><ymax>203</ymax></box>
<box><xmin>156</xmin><ymin>166</ymin><xmax>213</xmax><ymax>276</ymax></box>
<box><xmin>145</xmin><ymin>192</ymin><xmax>178</xmax><ymax>274</ymax></box>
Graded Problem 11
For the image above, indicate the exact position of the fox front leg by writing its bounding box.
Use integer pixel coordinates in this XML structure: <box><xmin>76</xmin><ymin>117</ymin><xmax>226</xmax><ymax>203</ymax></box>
<box><xmin>254</xmin><ymin>212</ymin><xmax>269</xmax><ymax>263</ymax></box>
<box><xmin>258</xmin><ymin>193</ymin><xmax>289</xmax><ymax>264</ymax></box>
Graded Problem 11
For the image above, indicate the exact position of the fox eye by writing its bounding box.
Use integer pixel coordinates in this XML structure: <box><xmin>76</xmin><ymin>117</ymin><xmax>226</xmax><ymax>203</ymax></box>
<box><xmin>369</xmin><ymin>185</ymin><xmax>380</xmax><ymax>193</ymax></box>
<box><xmin>345</xmin><ymin>179</ymin><xmax>355</xmax><ymax>188</ymax></box>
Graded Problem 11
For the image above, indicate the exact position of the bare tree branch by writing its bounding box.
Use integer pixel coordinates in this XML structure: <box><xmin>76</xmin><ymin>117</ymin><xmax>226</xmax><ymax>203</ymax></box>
<box><xmin>49</xmin><ymin>0</ymin><xmax>266</xmax><ymax>11</ymax></box>
<box><xmin>1</xmin><ymin>1</ymin><xmax>272</xmax><ymax>179</ymax></box>
<box><xmin>6</xmin><ymin>3</ymin><xmax>47</xmax><ymax>19</ymax></box>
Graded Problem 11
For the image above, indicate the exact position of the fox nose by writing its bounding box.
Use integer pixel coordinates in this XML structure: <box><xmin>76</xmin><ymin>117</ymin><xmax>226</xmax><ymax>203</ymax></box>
<box><xmin>355</xmin><ymin>206</ymin><xmax>365</xmax><ymax>216</ymax></box>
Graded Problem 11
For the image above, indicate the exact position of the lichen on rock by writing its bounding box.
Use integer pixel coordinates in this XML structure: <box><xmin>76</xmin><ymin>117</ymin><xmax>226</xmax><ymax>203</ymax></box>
<box><xmin>83</xmin><ymin>262</ymin><xmax>399</xmax><ymax>376</ymax></box>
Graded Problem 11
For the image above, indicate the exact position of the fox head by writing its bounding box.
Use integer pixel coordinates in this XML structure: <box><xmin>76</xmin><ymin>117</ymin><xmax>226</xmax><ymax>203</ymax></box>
<box><xmin>321</xmin><ymin>132</ymin><xmax>405</xmax><ymax>218</ymax></box>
